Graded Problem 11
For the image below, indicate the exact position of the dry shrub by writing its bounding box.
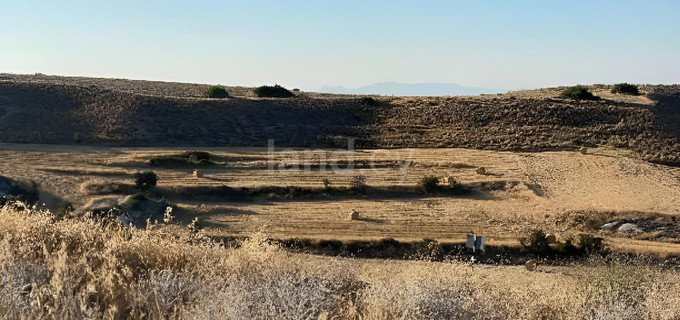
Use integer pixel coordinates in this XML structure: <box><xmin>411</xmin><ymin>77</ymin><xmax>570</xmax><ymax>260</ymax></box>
<box><xmin>1</xmin><ymin>203</ymin><xmax>679</xmax><ymax>319</ymax></box>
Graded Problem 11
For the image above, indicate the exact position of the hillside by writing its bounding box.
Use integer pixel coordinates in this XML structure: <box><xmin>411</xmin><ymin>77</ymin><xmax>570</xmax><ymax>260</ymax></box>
<box><xmin>1</xmin><ymin>73</ymin><xmax>680</xmax><ymax>165</ymax></box>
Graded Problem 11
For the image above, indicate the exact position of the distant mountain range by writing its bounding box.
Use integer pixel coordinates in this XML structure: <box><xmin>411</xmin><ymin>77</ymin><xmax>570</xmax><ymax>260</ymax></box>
<box><xmin>319</xmin><ymin>81</ymin><xmax>502</xmax><ymax>96</ymax></box>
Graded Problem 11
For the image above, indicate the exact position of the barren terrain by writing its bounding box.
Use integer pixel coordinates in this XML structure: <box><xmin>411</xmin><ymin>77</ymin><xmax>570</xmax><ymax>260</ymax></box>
<box><xmin>2</xmin><ymin>74</ymin><xmax>680</xmax><ymax>164</ymax></box>
<box><xmin>2</xmin><ymin>143</ymin><xmax>679</xmax><ymax>256</ymax></box>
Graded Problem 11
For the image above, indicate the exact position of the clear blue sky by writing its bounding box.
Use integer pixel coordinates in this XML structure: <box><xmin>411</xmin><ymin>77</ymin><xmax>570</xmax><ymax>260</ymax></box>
<box><xmin>1</xmin><ymin>0</ymin><xmax>678</xmax><ymax>91</ymax></box>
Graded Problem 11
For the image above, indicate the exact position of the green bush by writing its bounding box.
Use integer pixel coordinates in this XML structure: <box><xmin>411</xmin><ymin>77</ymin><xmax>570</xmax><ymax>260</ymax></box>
<box><xmin>149</xmin><ymin>151</ymin><xmax>212</xmax><ymax>167</ymax></box>
<box><xmin>55</xmin><ymin>200</ymin><xmax>74</xmax><ymax>218</ymax></box>
<box><xmin>205</xmin><ymin>85</ymin><xmax>229</xmax><ymax>98</ymax></box>
<box><xmin>560</xmin><ymin>85</ymin><xmax>599</xmax><ymax>100</ymax></box>
<box><xmin>420</xmin><ymin>176</ymin><xmax>440</xmax><ymax>193</ymax></box>
<box><xmin>520</xmin><ymin>229</ymin><xmax>551</xmax><ymax>253</ymax></box>
<box><xmin>134</xmin><ymin>171</ymin><xmax>158</xmax><ymax>189</ymax></box>
<box><xmin>520</xmin><ymin>229</ymin><xmax>603</xmax><ymax>255</ymax></box>
<box><xmin>611</xmin><ymin>83</ymin><xmax>639</xmax><ymax>95</ymax></box>
<box><xmin>254</xmin><ymin>84</ymin><xmax>294</xmax><ymax>98</ymax></box>
<box><xmin>579</xmin><ymin>234</ymin><xmax>604</xmax><ymax>254</ymax></box>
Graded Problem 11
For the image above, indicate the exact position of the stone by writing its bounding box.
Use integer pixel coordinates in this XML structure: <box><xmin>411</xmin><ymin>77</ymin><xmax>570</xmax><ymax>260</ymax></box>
<box><xmin>601</xmin><ymin>221</ymin><xmax>620</xmax><ymax>231</ymax></box>
<box><xmin>476</xmin><ymin>167</ymin><xmax>487</xmax><ymax>175</ymax></box>
<box><xmin>545</xmin><ymin>234</ymin><xmax>558</xmax><ymax>244</ymax></box>
<box><xmin>348</xmin><ymin>210</ymin><xmax>359</xmax><ymax>221</ymax></box>
<box><xmin>525</xmin><ymin>259</ymin><xmax>537</xmax><ymax>271</ymax></box>
<box><xmin>618</xmin><ymin>223</ymin><xmax>643</xmax><ymax>234</ymax></box>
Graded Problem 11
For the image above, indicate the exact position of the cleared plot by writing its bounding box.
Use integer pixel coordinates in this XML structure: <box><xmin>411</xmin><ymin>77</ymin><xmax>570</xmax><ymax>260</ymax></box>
<box><xmin>1</xmin><ymin>143</ymin><xmax>679</xmax><ymax>253</ymax></box>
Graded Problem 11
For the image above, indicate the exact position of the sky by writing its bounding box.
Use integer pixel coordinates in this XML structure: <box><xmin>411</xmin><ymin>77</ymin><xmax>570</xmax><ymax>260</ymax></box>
<box><xmin>1</xmin><ymin>0</ymin><xmax>679</xmax><ymax>92</ymax></box>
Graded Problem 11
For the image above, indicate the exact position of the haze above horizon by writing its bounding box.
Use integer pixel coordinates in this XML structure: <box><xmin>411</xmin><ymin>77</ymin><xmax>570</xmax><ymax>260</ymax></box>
<box><xmin>1</xmin><ymin>0</ymin><xmax>679</xmax><ymax>94</ymax></box>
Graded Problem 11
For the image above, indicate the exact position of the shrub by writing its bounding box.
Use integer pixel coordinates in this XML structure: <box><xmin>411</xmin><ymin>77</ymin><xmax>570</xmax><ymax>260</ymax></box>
<box><xmin>188</xmin><ymin>217</ymin><xmax>201</xmax><ymax>233</ymax></box>
<box><xmin>420</xmin><ymin>176</ymin><xmax>440</xmax><ymax>193</ymax></box>
<box><xmin>0</xmin><ymin>177</ymin><xmax>39</xmax><ymax>204</ymax></box>
<box><xmin>520</xmin><ymin>229</ymin><xmax>603</xmax><ymax>255</ymax></box>
<box><xmin>579</xmin><ymin>234</ymin><xmax>604</xmax><ymax>253</ymax></box>
<box><xmin>134</xmin><ymin>171</ymin><xmax>158</xmax><ymax>189</ymax></box>
<box><xmin>149</xmin><ymin>152</ymin><xmax>212</xmax><ymax>167</ymax></box>
<box><xmin>205</xmin><ymin>85</ymin><xmax>229</xmax><ymax>98</ymax></box>
<box><xmin>560</xmin><ymin>85</ymin><xmax>599</xmax><ymax>100</ymax></box>
<box><xmin>254</xmin><ymin>84</ymin><xmax>294</xmax><ymax>98</ymax></box>
<box><xmin>359</xmin><ymin>97</ymin><xmax>378</xmax><ymax>106</ymax></box>
<box><xmin>519</xmin><ymin>229</ymin><xmax>551</xmax><ymax>253</ymax></box>
<box><xmin>444</xmin><ymin>176</ymin><xmax>459</xmax><ymax>188</ymax></box>
<box><xmin>611</xmin><ymin>83</ymin><xmax>639</xmax><ymax>95</ymax></box>
<box><xmin>350</xmin><ymin>175</ymin><xmax>367</xmax><ymax>194</ymax></box>
<box><xmin>185</xmin><ymin>152</ymin><xmax>211</xmax><ymax>165</ymax></box>
<box><xmin>54</xmin><ymin>200</ymin><xmax>73</xmax><ymax>218</ymax></box>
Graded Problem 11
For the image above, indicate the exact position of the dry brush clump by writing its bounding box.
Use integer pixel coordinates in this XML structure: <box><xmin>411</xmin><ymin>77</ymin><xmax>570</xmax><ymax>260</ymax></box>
<box><xmin>1</xmin><ymin>202</ymin><xmax>679</xmax><ymax>319</ymax></box>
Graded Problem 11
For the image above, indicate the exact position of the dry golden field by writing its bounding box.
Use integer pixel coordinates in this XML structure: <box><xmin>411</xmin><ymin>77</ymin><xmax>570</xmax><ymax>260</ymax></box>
<box><xmin>1</xmin><ymin>143</ymin><xmax>679</xmax><ymax>256</ymax></box>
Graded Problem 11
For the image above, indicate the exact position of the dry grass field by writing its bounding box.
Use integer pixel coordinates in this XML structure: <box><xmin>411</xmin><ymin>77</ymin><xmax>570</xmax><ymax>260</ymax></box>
<box><xmin>1</xmin><ymin>204</ymin><xmax>680</xmax><ymax>319</ymax></box>
<box><xmin>1</xmin><ymin>143</ymin><xmax>679</xmax><ymax>256</ymax></box>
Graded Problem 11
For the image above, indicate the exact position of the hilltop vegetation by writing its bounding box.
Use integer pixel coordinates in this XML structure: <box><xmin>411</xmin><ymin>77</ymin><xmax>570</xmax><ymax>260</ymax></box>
<box><xmin>1</xmin><ymin>74</ymin><xmax>680</xmax><ymax>165</ymax></box>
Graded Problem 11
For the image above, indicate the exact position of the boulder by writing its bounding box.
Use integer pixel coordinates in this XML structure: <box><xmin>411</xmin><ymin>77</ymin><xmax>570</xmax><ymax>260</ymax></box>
<box><xmin>545</xmin><ymin>234</ymin><xmax>558</xmax><ymax>244</ymax></box>
<box><xmin>348</xmin><ymin>209</ymin><xmax>359</xmax><ymax>221</ymax></box>
<box><xmin>601</xmin><ymin>221</ymin><xmax>620</xmax><ymax>231</ymax></box>
<box><xmin>617</xmin><ymin>223</ymin><xmax>643</xmax><ymax>234</ymax></box>
<box><xmin>525</xmin><ymin>259</ymin><xmax>537</xmax><ymax>271</ymax></box>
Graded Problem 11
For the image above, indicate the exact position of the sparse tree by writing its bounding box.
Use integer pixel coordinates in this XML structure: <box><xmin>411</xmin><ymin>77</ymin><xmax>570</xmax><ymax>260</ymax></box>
<box><xmin>134</xmin><ymin>171</ymin><xmax>158</xmax><ymax>189</ymax></box>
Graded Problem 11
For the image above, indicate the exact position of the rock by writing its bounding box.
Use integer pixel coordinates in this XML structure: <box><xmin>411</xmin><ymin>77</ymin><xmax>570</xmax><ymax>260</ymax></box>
<box><xmin>476</xmin><ymin>167</ymin><xmax>487</xmax><ymax>175</ymax></box>
<box><xmin>545</xmin><ymin>234</ymin><xmax>557</xmax><ymax>244</ymax></box>
<box><xmin>579</xmin><ymin>147</ymin><xmax>588</xmax><ymax>154</ymax></box>
<box><xmin>348</xmin><ymin>210</ymin><xmax>359</xmax><ymax>221</ymax></box>
<box><xmin>525</xmin><ymin>259</ymin><xmax>537</xmax><ymax>271</ymax></box>
<box><xmin>617</xmin><ymin>223</ymin><xmax>643</xmax><ymax>234</ymax></box>
<box><xmin>601</xmin><ymin>221</ymin><xmax>620</xmax><ymax>231</ymax></box>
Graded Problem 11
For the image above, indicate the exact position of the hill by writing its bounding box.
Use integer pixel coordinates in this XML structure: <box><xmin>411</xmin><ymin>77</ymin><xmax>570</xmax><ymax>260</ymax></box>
<box><xmin>1</xmin><ymin>73</ymin><xmax>680</xmax><ymax>165</ymax></box>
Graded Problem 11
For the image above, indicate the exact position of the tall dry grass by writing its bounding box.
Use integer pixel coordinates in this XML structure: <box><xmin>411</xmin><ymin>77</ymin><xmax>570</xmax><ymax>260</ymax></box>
<box><xmin>1</xmin><ymin>202</ymin><xmax>679</xmax><ymax>319</ymax></box>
